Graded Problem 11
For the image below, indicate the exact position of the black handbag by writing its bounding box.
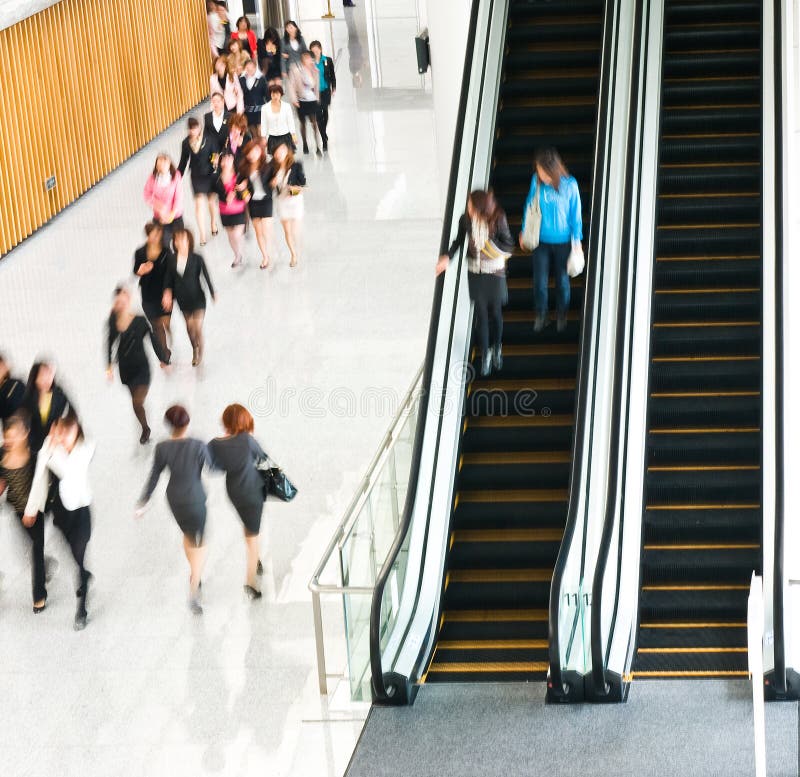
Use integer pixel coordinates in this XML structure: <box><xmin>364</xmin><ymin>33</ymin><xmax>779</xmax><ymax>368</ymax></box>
<box><xmin>257</xmin><ymin>458</ymin><xmax>298</xmax><ymax>502</ymax></box>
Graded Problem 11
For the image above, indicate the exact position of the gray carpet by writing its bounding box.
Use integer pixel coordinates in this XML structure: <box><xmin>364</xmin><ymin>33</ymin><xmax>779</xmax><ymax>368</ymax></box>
<box><xmin>346</xmin><ymin>681</ymin><xmax>798</xmax><ymax>777</ymax></box>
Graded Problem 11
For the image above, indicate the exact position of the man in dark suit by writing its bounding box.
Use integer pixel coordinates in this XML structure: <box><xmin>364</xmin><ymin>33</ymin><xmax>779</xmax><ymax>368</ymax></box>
<box><xmin>203</xmin><ymin>92</ymin><xmax>230</xmax><ymax>150</ymax></box>
<box><xmin>0</xmin><ymin>354</ymin><xmax>25</xmax><ymax>424</ymax></box>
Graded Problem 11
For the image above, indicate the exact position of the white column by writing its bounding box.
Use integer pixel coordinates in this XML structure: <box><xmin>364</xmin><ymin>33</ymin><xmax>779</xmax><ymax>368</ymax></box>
<box><xmin>426</xmin><ymin>0</ymin><xmax>471</xmax><ymax>203</ymax></box>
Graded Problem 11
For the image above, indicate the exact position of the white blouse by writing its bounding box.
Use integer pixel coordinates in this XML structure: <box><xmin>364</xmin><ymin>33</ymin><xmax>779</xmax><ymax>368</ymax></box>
<box><xmin>261</xmin><ymin>100</ymin><xmax>296</xmax><ymax>138</ymax></box>
<box><xmin>25</xmin><ymin>437</ymin><xmax>96</xmax><ymax>514</ymax></box>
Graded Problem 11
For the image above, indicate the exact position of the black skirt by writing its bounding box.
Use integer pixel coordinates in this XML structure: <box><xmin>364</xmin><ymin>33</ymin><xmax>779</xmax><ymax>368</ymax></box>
<box><xmin>232</xmin><ymin>500</ymin><xmax>263</xmax><ymax>535</ymax></box>
<box><xmin>120</xmin><ymin>368</ymin><xmax>150</xmax><ymax>388</ymax></box>
<box><xmin>248</xmin><ymin>197</ymin><xmax>273</xmax><ymax>219</ymax></box>
<box><xmin>168</xmin><ymin>498</ymin><xmax>206</xmax><ymax>545</ymax></box>
<box><xmin>191</xmin><ymin>174</ymin><xmax>214</xmax><ymax>196</ymax></box>
<box><xmin>268</xmin><ymin>133</ymin><xmax>294</xmax><ymax>154</ymax></box>
<box><xmin>220</xmin><ymin>211</ymin><xmax>247</xmax><ymax>227</ymax></box>
<box><xmin>142</xmin><ymin>301</ymin><xmax>170</xmax><ymax>321</ymax></box>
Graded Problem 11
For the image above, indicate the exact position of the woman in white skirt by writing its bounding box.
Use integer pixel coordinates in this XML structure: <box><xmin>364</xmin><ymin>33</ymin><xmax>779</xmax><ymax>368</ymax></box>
<box><xmin>271</xmin><ymin>142</ymin><xmax>306</xmax><ymax>267</ymax></box>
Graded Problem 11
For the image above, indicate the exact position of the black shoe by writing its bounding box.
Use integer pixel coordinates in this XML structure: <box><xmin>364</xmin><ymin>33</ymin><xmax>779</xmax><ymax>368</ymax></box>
<box><xmin>492</xmin><ymin>345</ymin><xmax>503</xmax><ymax>372</ymax></box>
<box><xmin>256</xmin><ymin>560</ymin><xmax>264</xmax><ymax>576</ymax></box>
<box><xmin>556</xmin><ymin>313</ymin><xmax>567</xmax><ymax>333</ymax></box>
<box><xmin>189</xmin><ymin>598</ymin><xmax>203</xmax><ymax>615</ymax></box>
<box><xmin>534</xmin><ymin>314</ymin><xmax>546</xmax><ymax>333</ymax></box>
<box><xmin>244</xmin><ymin>585</ymin><xmax>263</xmax><ymax>600</ymax></box>
<box><xmin>140</xmin><ymin>427</ymin><xmax>151</xmax><ymax>445</ymax></box>
<box><xmin>480</xmin><ymin>349</ymin><xmax>492</xmax><ymax>377</ymax></box>
<box><xmin>322</xmin><ymin>143</ymin><xmax>328</xmax><ymax>152</ymax></box>
<box><xmin>74</xmin><ymin>607</ymin><xmax>88</xmax><ymax>631</ymax></box>
<box><xmin>303</xmin><ymin>145</ymin><xmax>310</xmax><ymax>155</ymax></box>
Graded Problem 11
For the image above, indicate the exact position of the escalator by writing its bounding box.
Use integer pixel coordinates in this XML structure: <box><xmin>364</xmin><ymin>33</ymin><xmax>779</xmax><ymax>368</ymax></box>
<box><xmin>633</xmin><ymin>0</ymin><xmax>762</xmax><ymax>678</ymax></box>
<box><xmin>424</xmin><ymin>0</ymin><xmax>604</xmax><ymax>683</ymax></box>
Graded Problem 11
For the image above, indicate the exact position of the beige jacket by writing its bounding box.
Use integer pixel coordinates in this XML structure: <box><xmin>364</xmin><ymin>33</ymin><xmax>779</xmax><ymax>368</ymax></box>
<box><xmin>287</xmin><ymin>63</ymin><xmax>320</xmax><ymax>105</ymax></box>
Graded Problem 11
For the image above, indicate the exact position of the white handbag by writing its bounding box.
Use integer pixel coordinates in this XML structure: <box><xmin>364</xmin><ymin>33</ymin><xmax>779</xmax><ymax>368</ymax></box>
<box><xmin>567</xmin><ymin>242</ymin><xmax>585</xmax><ymax>278</ymax></box>
<box><xmin>521</xmin><ymin>178</ymin><xmax>541</xmax><ymax>252</ymax></box>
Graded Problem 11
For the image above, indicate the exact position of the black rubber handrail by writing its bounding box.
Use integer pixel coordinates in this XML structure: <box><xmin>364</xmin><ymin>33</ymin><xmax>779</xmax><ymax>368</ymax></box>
<box><xmin>590</xmin><ymin>0</ymin><xmax>647</xmax><ymax>697</ymax></box>
<box><xmin>770</xmin><ymin>0</ymin><xmax>786</xmax><ymax>697</ymax></box>
<box><xmin>547</xmin><ymin>0</ymin><xmax>617</xmax><ymax>700</ymax></box>
<box><xmin>369</xmin><ymin>0</ymin><xmax>483</xmax><ymax>704</ymax></box>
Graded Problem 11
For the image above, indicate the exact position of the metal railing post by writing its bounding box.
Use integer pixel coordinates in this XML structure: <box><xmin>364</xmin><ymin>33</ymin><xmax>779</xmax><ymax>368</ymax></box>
<box><xmin>312</xmin><ymin>591</ymin><xmax>328</xmax><ymax>695</ymax></box>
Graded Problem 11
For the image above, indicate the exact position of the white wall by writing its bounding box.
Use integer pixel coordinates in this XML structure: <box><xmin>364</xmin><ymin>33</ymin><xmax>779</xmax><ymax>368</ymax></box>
<box><xmin>426</xmin><ymin>0</ymin><xmax>471</xmax><ymax>204</ymax></box>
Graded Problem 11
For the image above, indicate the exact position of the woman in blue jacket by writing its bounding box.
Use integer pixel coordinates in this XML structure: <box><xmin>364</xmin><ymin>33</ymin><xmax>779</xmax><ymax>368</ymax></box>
<box><xmin>520</xmin><ymin>148</ymin><xmax>583</xmax><ymax>333</ymax></box>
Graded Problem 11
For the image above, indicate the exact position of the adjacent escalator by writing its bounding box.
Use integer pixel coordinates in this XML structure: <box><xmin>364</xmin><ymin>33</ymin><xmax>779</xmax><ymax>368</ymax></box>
<box><xmin>424</xmin><ymin>0</ymin><xmax>604</xmax><ymax>683</ymax></box>
<box><xmin>633</xmin><ymin>0</ymin><xmax>762</xmax><ymax>678</ymax></box>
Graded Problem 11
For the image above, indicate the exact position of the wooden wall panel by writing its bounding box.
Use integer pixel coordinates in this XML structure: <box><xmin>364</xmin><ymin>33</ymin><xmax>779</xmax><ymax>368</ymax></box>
<box><xmin>0</xmin><ymin>0</ymin><xmax>209</xmax><ymax>256</ymax></box>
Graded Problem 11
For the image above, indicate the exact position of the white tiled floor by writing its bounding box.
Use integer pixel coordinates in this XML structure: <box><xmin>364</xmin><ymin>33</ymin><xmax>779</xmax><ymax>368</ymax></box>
<box><xmin>0</xmin><ymin>2</ymin><xmax>439</xmax><ymax>775</ymax></box>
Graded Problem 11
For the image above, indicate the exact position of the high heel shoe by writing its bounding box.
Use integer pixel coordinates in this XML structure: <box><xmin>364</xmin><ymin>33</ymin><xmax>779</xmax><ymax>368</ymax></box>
<box><xmin>244</xmin><ymin>585</ymin><xmax>262</xmax><ymax>600</ymax></box>
<box><xmin>33</xmin><ymin>599</ymin><xmax>47</xmax><ymax>614</ymax></box>
<box><xmin>139</xmin><ymin>426</ymin><xmax>151</xmax><ymax>445</ymax></box>
<box><xmin>211</xmin><ymin>228</ymin><xmax>219</xmax><ymax>237</ymax></box>
<box><xmin>256</xmin><ymin>559</ymin><xmax>264</xmax><ymax>576</ymax></box>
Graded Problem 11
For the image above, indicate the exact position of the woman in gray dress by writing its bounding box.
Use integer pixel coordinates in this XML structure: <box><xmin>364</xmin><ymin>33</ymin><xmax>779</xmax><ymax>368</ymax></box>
<box><xmin>208</xmin><ymin>403</ymin><xmax>267</xmax><ymax>599</ymax></box>
<box><xmin>137</xmin><ymin>405</ymin><xmax>209</xmax><ymax>614</ymax></box>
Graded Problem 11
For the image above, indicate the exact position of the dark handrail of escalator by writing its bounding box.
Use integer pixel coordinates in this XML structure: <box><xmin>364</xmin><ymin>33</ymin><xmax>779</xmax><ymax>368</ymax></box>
<box><xmin>546</xmin><ymin>0</ymin><xmax>617</xmax><ymax>700</ymax></box>
<box><xmin>590</xmin><ymin>0</ymin><xmax>647</xmax><ymax>697</ymax></box>
<box><xmin>369</xmin><ymin>0</ymin><xmax>482</xmax><ymax>703</ymax></box>
<box><xmin>770</xmin><ymin>0</ymin><xmax>787</xmax><ymax>697</ymax></box>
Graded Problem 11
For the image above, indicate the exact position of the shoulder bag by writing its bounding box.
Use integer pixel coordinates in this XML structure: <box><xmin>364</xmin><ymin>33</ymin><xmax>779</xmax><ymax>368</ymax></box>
<box><xmin>521</xmin><ymin>177</ymin><xmax>541</xmax><ymax>252</ymax></box>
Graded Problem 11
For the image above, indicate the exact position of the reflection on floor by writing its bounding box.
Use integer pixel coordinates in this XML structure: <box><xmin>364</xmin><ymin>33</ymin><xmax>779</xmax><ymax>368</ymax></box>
<box><xmin>0</xmin><ymin>2</ymin><xmax>439</xmax><ymax>775</ymax></box>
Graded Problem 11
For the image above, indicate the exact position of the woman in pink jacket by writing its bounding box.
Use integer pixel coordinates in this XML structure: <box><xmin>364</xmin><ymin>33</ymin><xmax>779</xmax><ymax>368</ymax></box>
<box><xmin>210</xmin><ymin>55</ymin><xmax>244</xmax><ymax>114</ymax></box>
<box><xmin>144</xmin><ymin>154</ymin><xmax>184</xmax><ymax>248</ymax></box>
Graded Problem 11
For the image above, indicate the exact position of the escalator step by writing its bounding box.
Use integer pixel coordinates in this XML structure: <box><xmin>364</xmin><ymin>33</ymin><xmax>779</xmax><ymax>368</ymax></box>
<box><xmin>648</xmin><ymin>394</ymin><xmax>760</xmax><ymax>426</ymax></box>
<box><xmin>639</xmin><ymin>586</ymin><xmax>749</xmax><ymax>621</ymax></box>
<box><xmin>633</xmin><ymin>649</ymin><xmax>748</xmax><ymax>673</ymax></box>
<box><xmin>638</xmin><ymin>622</ymin><xmax>747</xmax><ymax>649</ymax></box>
<box><xmin>645</xmin><ymin>467</ymin><xmax>761</xmax><ymax>504</ymax></box>
<box><xmin>438</xmin><ymin>609</ymin><xmax>549</xmax><ymax>642</ymax></box>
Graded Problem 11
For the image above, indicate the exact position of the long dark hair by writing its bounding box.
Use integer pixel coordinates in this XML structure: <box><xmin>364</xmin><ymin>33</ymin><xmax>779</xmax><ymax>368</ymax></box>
<box><xmin>25</xmin><ymin>361</ymin><xmax>55</xmax><ymax>401</ymax></box>
<box><xmin>238</xmin><ymin>140</ymin><xmax>268</xmax><ymax>177</ymax></box>
<box><xmin>468</xmin><ymin>189</ymin><xmax>503</xmax><ymax>233</ymax></box>
<box><xmin>262</xmin><ymin>26</ymin><xmax>280</xmax><ymax>47</ymax></box>
<box><xmin>283</xmin><ymin>20</ymin><xmax>304</xmax><ymax>45</ymax></box>
<box><xmin>57</xmin><ymin>409</ymin><xmax>85</xmax><ymax>443</ymax></box>
<box><xmin>534</xmin><ymin>147</ymin><xmax>569</xmax><ymax>192</ymax></box>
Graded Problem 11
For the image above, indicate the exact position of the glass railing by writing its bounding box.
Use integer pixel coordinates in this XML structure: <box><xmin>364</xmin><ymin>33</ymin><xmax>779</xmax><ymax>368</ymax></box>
<box><xmin>308</xmin><ymin>367</ymin><xmax>422</xmax><ymax>700</ymax></box>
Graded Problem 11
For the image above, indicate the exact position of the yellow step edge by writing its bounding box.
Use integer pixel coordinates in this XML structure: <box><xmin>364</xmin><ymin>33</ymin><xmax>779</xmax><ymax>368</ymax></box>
<box><xmin>505</xmin><ymin>96</ymin><xmax>597</xmax><ymax>108</ymax></box>
<box><xmin>650</xmin><ymin>427</ymin><xmax>760</xmax><ymax>433</ymax></box>
<box><xmin>665</xmin><ymin>103</ymin><xmax>760</xmax><ymax>110</ymax></box>
<box><xmin>461</xmin><ymin>451</ymin><xmax>570</xmax><ymax>466</ymax></box>
<box><xmin>427</xmin><ymin>661</ymin><xmax>548</xmax><ymax>673</ymax></box>
<box><xmin>633</xmin><ymin>671</ymin><xmax>749</xmax><ymax>678</ymax></box>
<box><xmin>658</xmin><ymin>192</ymin><xmax>759</xmax><ymax>199</ymax></box>
<box><xmin>643</xmin><ymin>543</ymin><xmax>760</xmax><ymax>550</ymax></box>
<box><xmin>468</xmin><ymin>379</ymin><xmax>576</xmax><ymax>394</ymax></box>
<box><xmin>656</xmin><ymin>254</ymin><xmax>759</xmax><ymax>261</ymax></box>
<box><xmin>643</xmin><ymin>584</ymin><xmax>750</xmax><ymax>591</ymax></box>
<box><xmin>650</xmin><ymin>391</ymin><xmax>760</xmax><ymax>398</ymax></box>
<box><xmin>448</xmin><ymin>569</ymin><xmax>552</xmax><ymax>584</ymax></box>
<box><xmin>504</xmin><ymin>310</ymin><xmax>579</xmax><ymax>322</ymax></box>
<box><xmin>653</xmin><ymin>320</ymin><xmax>760</xmax><ymax>328</ymax></box>
<box><xmin>664</xmin><ymin>48</ymin><xmax>759</xmax><ymax>55</ymax></box>
<box><xmin>661</xmin><ymin>132</ymin><xmax>759</xmax><ymax>139</ymax></box>
<box><xmin>459</xmin><ymin>489</ymin><xmax>568</xmax><ymax>504</ymax></box>
<box><xmin>437</xmin><ymin>640</ymin><xmax>548</xmax><ymax>650</ymax></box>
<box><xmin>453</xmin><ymin>528</ymin><xmax>563</xmax><ymax>543</ymax></box>
<box><xmin>664</xmin><ymin>75</ymin><xmax>759</xmax><ymax>83</ymax></box>
<box><xmin>443</xmin><ymin>609</ymin><xmax>548</xmax><ymax>623</ymax></box>
<box><xmin>467</xmin><ymin>414</ymin><xmax>574</xmax><ymax>429</ymax></box>
<box><xmin>640</xmin><ymin>622</ymin><xmax>746</xmax><ymax>629</ymax></box>
<box><xmin>657</xmin><ymin>223</ymin><xmax>760</xmax><ymax>230</ymax></box>
<box><xmin>660</xmin><ymin>161</ymin><xmax>759</xmax><ymax>167</ymax></box>
<box><xmin>670</xmin><ymin>20</ymin><xmax>759</xmax><ymax>29</ymax></box>
<box><xmin>638</xmin><ymin>647</ymin><xmax>749</xmax><ymax>654</ymax></box>
<box><xmin>646</xmin><ymin>503</ymin><xmax>760</xmax><ymax>511</ymax></box>
<box><xmin>648</xmin><ymin>465</ymin><xmax>760</xmax><ymax>472</ymax></box>
<box><xmin>471</xmin><ymin>343</ymin><xmax>578</xmax><ymax>356</ymax></box>
<box><xmin>655</xmin><ymin>287</ymin><xmax>760</xmax><ymax>294</ymax></box>
<box><xmin>652</xmin><ymin>355</ymin><xmax>759</xmax><ymax>362</ymax></box>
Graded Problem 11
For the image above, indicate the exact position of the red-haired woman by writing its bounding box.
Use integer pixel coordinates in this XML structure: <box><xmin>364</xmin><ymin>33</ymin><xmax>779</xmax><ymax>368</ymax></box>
<box><xmin>271</xmin><ymin>142</ymin><xmax>306</xmax><ymax>267</ymax></box>
<box><xmin>437</xmin><ymin>189</ymin><xmax>514</xmax><ymax>376</ymax></box>
<box><xmin>240</xmin><ymin>140</ymin><xmax>274</xmax><ymax>269</ymax></box>
<box><xmin>210</xmin><ymin>55</ymin><xmax>244</xmax><ymax>114</ymax></box>
<box><xmin>143</xmin><ymin>153</ymin><xmax>184</xmax><ymax>248</ymax></box>
<box><xmin>222</xmin><ymin>113</ymin><xmax>251</xmax><ymax>167</ymax></box>
<box><xmin>213</xmin><ymin>150</ymin><xmax>248</xmax><ymax>268</ymax></box>
<box><xmin>208</xmin><ymin>403</ymin><xmax>268</xmax><ymax>598</ymax></box>
<box><xmin>137</xmin><ymin>405</ymin><xmax>209</xmax><ymax>615</ymax></box>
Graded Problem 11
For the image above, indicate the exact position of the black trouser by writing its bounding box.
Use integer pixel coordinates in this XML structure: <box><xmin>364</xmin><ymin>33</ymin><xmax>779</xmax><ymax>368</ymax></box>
<box><xmin>155</xmin><ymin>215</ymin><xmax>184</xmax><ymax>250</ymax></box>
<box><xmin>52</xmin><ymin>493</ymin><xmax>92</xmax><ymax>610</ymax></box>
<box><xmin>318</xmin><ymin>89</ymin><xmax>332</xmax><ymax>144</ymax></box>
<box><xmin>16</xmin><ymin>510</ymin><xmax>46</xmax><ymax>603</ymax></box>
<box><xmin>468</xmin><ymin>272</ymin><xmax>506</xmax><ymax>356</ymax></box>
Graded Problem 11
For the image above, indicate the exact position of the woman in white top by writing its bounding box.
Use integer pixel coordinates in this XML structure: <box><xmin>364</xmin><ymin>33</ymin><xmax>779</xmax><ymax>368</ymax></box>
<box><xmin>271</xmin><ymin>142</ymin><xmax>307</xmax><ymax>267</ymax></box>
<box><xmin>24</xmin><ymin>413</ymin><xmax>95</xmax><ymax>630</ymax></box>
<box><xmin>261</xmin><ymin>84</ymin><xmax>297</xmax><ymax>155</ymax></box>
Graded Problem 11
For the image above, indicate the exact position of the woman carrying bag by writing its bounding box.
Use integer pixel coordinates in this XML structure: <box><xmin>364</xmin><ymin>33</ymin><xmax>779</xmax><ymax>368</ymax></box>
<box><xmin>436</xmin><ymin>190</ymin><xmax>514</xmax><ymax>377</ymax></box>
<box><xmin>520</xmin><ymin>147</ymin><xmax>583</xmax><ymax>333</ymax></box>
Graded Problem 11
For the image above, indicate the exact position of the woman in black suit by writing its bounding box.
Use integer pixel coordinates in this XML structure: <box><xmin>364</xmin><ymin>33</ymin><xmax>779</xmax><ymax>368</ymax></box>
<box><xmin>177</xmin><ymin>118</ymin><xmax>219</xmax><ymax>246</ymax></box>
<box><xmin>133</xmin><ymin>222</ymin><xmax>172</xmax><ymax>358</ymax></box>
<box><xmin>163</xmin><ymin>228</ymin><xmax>216</xmax><ymax>367</ymax></box>
<box><xmin>24</xmin><ymin>362</ymin><xmax>73</xmax><ymax>453</ymax></box>
<box><xmin>240</xmin><ymin>140</ymin><xmax>275</xmax><ymax>270</ymax></box>
<box><xmin>106</xmin><ymin>286</ymin><xmax>170</xmax><ymax>444</ymax></box>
